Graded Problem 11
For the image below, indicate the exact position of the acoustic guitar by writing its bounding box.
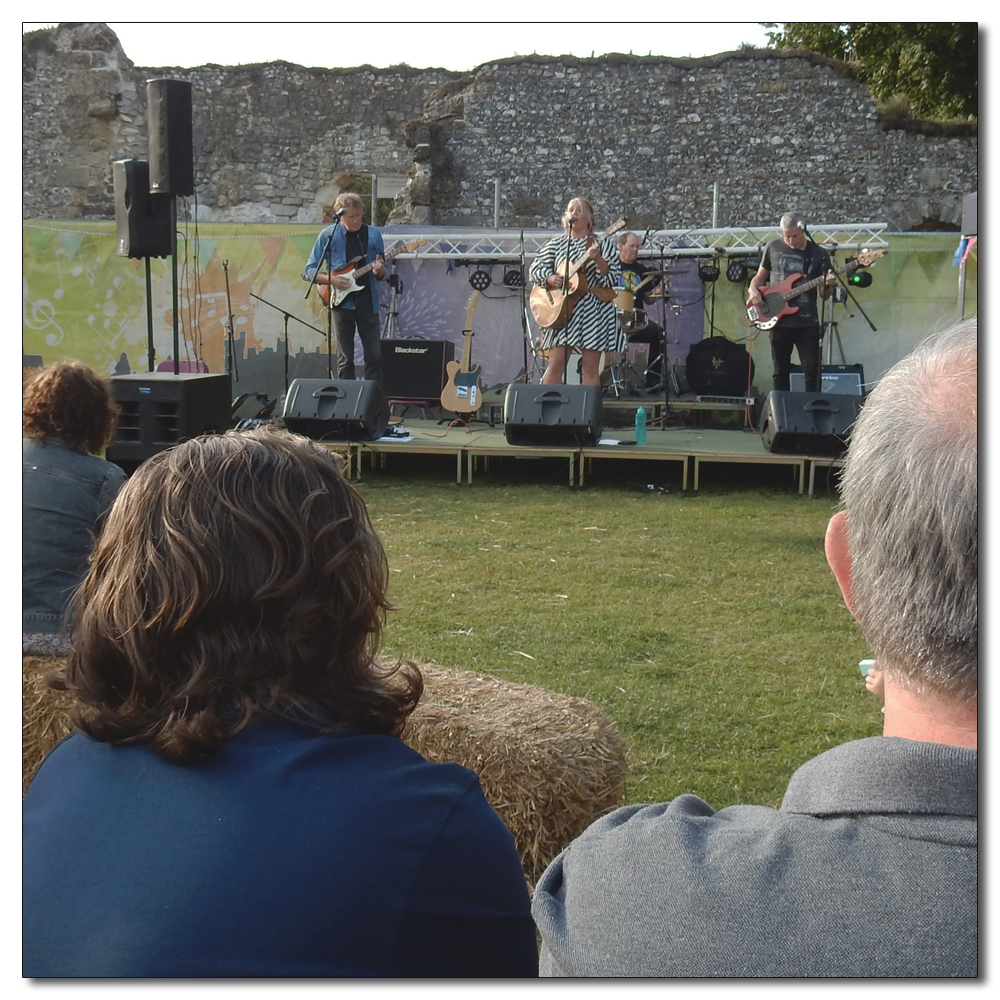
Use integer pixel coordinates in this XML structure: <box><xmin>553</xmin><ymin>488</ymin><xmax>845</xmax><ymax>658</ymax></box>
<box><xmin>747</xmin><ymin>248</ymin><xmax>885</xmax><ymax>330</ymax></box>
<box><xmin>440</xmin><ymin>291</ymin><xmax>485</xmax><ymax>414</ymax></box>
<box><xmin>529</xmin><ymin>217</ymin><xmax>628</xmax><ymax>330</ymax></box>
<box><xmin>318</xmin><ymin>240</ymin><xmax>426</xmax><ymax>307</ymax></box>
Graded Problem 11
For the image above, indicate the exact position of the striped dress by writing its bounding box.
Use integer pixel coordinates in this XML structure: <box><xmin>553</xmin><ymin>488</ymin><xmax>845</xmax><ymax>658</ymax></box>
<box><xmin>530</xmin><ymin>234</ymin><xmax>625</xmax><ymax>353</ymax></box>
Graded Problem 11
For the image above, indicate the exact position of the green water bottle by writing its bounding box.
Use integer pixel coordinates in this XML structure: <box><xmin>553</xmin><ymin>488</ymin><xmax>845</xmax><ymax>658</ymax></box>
<box><xmin>635</xmin><ymin>405</ymin><xmax>646</xmax><ymax>444</ymax></box>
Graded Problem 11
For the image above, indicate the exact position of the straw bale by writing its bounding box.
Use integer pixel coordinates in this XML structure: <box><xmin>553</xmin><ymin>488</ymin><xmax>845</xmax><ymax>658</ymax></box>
<box><xmin>402</xmin><ymin>662</ymin><xmax>627</xmax><ymax>885</ymax></box>
<box><xmin>23</xmin><ymin>656</ymin><xmax>76</xmax><ymax>798</ymax></box>
<box><xmin>23</xmin><ymin>656</ymin><xmax>629</xmax><ymax>884</ymax></box>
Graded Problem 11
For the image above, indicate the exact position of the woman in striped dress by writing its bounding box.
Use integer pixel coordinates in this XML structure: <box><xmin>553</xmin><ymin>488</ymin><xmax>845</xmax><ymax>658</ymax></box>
<box><xmin>530</xmin><ymin>196</ymin><xmax>624</xmax><ymax>385</ymax></box>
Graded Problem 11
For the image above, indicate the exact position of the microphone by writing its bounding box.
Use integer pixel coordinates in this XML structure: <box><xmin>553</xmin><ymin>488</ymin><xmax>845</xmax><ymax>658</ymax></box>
<box><xmin>331</xmin><ymin>207</ymin><xmax>347</xmax><ymax>219</ymax></box>
<box><xmin>567</xmin><ymin>215</ymin><xmax>577</xmax><ymax>224</ymax></box>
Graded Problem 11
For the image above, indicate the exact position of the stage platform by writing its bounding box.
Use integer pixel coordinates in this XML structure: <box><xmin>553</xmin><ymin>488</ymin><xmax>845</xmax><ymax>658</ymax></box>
<box><xmin>318</xmin><ymin>418</ymin><xmax>846</xmax><ymax>495</ymax></box>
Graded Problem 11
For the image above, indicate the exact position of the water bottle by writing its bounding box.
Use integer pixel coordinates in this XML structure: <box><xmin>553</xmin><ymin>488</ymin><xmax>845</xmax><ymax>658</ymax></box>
<box><xmin>635</xmin><ymin>405</ymin><xmax>646</xmax><ymax>444</ymax></box>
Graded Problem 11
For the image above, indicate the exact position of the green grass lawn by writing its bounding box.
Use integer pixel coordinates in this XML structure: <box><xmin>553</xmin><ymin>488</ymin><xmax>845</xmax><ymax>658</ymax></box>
<box><xmin>355</xmin><ymin>454</ymin><xmax>879</xmax><ymax>810</ymax></box>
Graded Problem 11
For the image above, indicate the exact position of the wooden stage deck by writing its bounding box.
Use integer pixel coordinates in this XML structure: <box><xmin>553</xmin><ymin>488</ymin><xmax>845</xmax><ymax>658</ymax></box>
<box><xmin>320</xmin><ymin>418</ymin><xmax>846</xmax><ymax>495</ymax></box>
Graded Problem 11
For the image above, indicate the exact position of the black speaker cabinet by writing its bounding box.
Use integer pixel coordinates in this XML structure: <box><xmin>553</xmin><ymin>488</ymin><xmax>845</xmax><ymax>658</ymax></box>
<box><xmin>113</xmin><ymin>159</ymin><xmax>172</xmax><ymax>259</ymax></box>
<box><xmin>147</xmin><ymin>79</ymin><xmax>194</xmax><ymax>197</ymax></box>
<box><xmin>281</xmin><ymin>379</ymin><xmax>388</xmax><ymax>441</ymax></box>
<box><xmin>686</xmin><ymin>337</ymin><xmax>754</xmax><ymax>396</ymax></box>
<box><xmin>760</xmin><ymin>390</ymin><xmax>863</xmax><ymax>456</ymax></box>
<box><xmin>503</xmin><ymin>384</ymin><xmax>603</xmax><ymax>446</ymax></box>
<box><xmin>381</xmin><ymin>339</ymin><xmax>455</xmax><ymax>400</ymax></box>
<box><xmin>107</xmin><ymin>372</ymin><xmax>232</xmax><ymax>464</ymax></box>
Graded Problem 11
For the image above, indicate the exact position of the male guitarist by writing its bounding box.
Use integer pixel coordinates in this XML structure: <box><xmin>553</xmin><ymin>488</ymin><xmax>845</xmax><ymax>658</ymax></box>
<box><xmin>747</xmin><ymin>212</ymin><xmax>836</xmax><ymax>393</ymax></box>
<box><xmin>618</xmin><ymin>232</ymin><xmax>665</xmax><ymax>392</ymax></box>
<box><xmin>303</xmin><ymin>193</ymin><xmax>386</xmax><ymax>384</ymax></box>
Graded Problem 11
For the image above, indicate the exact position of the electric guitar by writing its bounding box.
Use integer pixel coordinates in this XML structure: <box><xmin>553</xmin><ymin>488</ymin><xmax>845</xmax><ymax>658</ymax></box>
<box><xmin>318</xmin><ymin>240</ymin><xmax>426</xmax><ymax>307</ymax></box>
<box><xmin>529</xmin><ymin>217</ymin><xmax>628</xmax><ymax>330</ymax></box>
<box><xmin>440</xmin><ymin>291</ymin><xmax>485</xmax><ymax>414</ymax></box>
<box><xmin>747</xmin><ymin>248</ymin><xmax>885</xmax><ymax>330</ymax></box>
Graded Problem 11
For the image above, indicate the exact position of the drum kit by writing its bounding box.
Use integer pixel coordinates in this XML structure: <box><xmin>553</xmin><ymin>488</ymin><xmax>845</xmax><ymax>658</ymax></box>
<box><xmin>600</xmin><ymin>268</ymin><xmax>682</xmax><ymax>396</ymax></box>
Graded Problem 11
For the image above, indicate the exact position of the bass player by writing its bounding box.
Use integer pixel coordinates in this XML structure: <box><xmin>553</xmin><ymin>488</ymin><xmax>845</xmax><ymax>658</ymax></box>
<box><xmin>303</xmin><ymin>192</ymin><xmax>386</xmax><ymax>385</ymax></box>
<box><xmin>529</xmin><ymin>196</ymin><xmax>624</xmax><ymax>386</ymax></box>
<box><xmin>747</xmin><ymin>212</ymin><xmax>836</xmax><ymax>393</ymax></box>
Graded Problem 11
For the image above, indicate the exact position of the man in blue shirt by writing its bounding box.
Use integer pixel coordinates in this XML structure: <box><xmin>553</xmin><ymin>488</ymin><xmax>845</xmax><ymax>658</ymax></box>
<box><xmin>304</xmin><ymin>192</ymin><xmax>386</xmax><ymax>384</ymax></box>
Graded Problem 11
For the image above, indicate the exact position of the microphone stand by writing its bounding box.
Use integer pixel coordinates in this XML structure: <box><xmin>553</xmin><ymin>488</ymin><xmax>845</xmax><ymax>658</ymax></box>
<box><xmin>518</xmin><ymin>230</ymin><xmax>532</xmax><ymax>383</ymax></box>
<box><xmin>251</xmin><ymin>292</ymin><xmax>327</xmax><ymax>399</ymax></box>
<box><xmin>304</xmin><ymin>216</ymin><xmax>343</xmax><ymax>377</ymax></box>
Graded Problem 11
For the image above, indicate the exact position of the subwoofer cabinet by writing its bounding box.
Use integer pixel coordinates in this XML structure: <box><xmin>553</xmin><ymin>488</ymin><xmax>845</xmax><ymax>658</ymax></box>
<box><xmin>107</xmin><ymin>372</ymin><xmax>232</xmax><ymax>465</ymax></box>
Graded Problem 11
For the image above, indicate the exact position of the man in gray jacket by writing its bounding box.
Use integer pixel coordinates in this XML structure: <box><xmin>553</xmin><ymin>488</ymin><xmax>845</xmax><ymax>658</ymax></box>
<box><xmin>531</xmin><ymin>319</ymin><xmax>977</xmax><ymax>977</ymax></box>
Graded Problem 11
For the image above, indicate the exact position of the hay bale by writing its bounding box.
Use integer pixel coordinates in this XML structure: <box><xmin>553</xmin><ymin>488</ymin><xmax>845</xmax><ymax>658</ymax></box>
<box><xmin>23</xmin><ymin>656</ymin><xmax>630</xmax><ymax>884</ymax></box>
<box><xmin>402</xmin><ymin>663</ymin><xmax>627</xmax><ymax>885</ymax></box>
<box><xmin>23</xmin><ymin>656</ymin><xmax>76</xmax><ymax>798</ymax></box>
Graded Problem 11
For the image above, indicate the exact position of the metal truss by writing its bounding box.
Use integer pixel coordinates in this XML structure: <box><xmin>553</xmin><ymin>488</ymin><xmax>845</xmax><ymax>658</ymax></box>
<box><xmin>379</xmin><ymin>223</ymin><xmax>890</xmax><ymax>262</ymax></box>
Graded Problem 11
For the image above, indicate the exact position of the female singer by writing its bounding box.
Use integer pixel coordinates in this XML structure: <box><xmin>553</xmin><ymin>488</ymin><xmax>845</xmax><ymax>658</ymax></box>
<box><xmin>529</xmin><ymin>196</ymin><xmax>624</xmax><ymax>385</ymax></box>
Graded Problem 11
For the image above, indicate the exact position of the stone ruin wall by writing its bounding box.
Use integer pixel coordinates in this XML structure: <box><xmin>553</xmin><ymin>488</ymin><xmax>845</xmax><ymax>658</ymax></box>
<box><xmin>23</xmin><ymin>23</ymin><xmax>977</xmax><ymax>232</ymax></box>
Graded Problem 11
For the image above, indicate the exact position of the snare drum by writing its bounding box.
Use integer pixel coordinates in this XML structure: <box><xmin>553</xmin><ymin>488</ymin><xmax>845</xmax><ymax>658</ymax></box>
<box><xmin>621</xmin><ymin>309</ymin><xmax>648</xmax><ymax>333</ymax></box>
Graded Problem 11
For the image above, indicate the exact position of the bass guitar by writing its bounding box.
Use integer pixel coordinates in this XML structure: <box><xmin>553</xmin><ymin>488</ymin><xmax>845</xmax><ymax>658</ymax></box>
<box><xmin>319</xmin><ymin>240</ymin><xmax>426</xmax><ymax>308</ymax></box>
<box><xmin>440</xmin><ymin>291</ymin><xmax>485</xmax><ymax>414</ymax></box>
<box><xmin>529</xmin><ymin>217</ymin><xmax>628</xmax><ymax>330</ymax></box>
<box><xmin>747</xmin><ymin>248</ymin><xmax>885</xmax><ymax>330</ymax></box>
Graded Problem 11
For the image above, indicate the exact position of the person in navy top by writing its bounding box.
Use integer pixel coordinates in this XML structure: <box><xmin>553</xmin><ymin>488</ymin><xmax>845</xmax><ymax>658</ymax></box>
<box><xmin>23</xmin><ymin>427</ymin><xmax>538</xmax><ymax>978</ymax></box>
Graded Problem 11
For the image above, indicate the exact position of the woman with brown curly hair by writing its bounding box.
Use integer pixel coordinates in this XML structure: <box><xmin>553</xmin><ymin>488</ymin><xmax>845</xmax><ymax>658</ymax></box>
<box><xmin>22</xmin><ymin>360</ymin><xmax>125</xmax><ymax>655</ymax></box>
<box><xmin>23</xmin><ymin>427</ymin><xmax>538</xmax><ymax>978</ymax></box>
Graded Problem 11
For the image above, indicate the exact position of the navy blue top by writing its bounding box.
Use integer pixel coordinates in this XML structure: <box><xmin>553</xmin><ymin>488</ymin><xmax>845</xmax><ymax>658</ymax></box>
<box><xmin>23</xmin><ymin>720</ymin><xmax>538</xmax><ymax>978</ymax></box>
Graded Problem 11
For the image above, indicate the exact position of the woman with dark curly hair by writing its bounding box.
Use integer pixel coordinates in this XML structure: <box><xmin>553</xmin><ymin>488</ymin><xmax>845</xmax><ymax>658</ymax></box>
<box><xmin>23</xmin><ymin>427</ymin><xmax>538</xmax><ymax>978</ymax></box>
<box><xmin>22</xmin><ymin>360</ymin><xmax>125</xmax><ymax>655</ymax></box>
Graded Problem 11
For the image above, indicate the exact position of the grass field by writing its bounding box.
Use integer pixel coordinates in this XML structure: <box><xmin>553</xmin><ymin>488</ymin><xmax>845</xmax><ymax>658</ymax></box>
<box><xmin>352</xmin><ymin>453</ymin><xmax>880</xmax><ymax>810</ymax></box>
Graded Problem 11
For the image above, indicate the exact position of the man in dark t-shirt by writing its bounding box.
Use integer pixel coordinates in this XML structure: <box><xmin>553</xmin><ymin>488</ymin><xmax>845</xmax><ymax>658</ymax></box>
<box><xmin>618</xmin><ymin>232</ymin><xmax>665</xmax><ymax>391</ymax></box>
<box><xmin>748</xmin><ymin>213</ymin><xmax>836</xmax><ymax>392</ymax></box>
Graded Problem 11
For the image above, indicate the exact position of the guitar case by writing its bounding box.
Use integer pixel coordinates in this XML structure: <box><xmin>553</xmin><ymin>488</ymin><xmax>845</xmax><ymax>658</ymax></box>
<box><xmin>685</xmin><ymin>337</ymin><xmax>754</xmax><ymax>397</ymax></box>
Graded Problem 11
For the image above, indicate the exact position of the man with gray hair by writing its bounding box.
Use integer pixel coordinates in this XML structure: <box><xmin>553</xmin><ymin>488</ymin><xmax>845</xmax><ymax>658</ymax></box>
<box><xmin>747</xmin><ymin>212</ymin><xmax>836</xmax><ymax>392</ymax></box>
<box><xmin>532</xmin><ymin>319</ymin><xmax>977</xmax><ymax>977</ymax></box>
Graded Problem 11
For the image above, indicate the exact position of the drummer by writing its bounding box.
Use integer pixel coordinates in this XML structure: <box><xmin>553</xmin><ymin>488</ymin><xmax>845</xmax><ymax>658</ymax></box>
<box><xmin>618</xmin><ymin>232</ymin><xmax>666</xmax><ymax>392</ymax></box>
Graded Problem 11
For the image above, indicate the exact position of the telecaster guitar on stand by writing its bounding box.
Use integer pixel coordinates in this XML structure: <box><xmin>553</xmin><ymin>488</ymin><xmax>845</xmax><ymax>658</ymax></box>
<box><xmin>529</xmin><ymin>217</ymin><xmax>627</xmax><ymax>330</ymax></box>
<box><xmin>319</xmin><ymin>240</ymin><xmax>426</xmax><ymax>307</ymax></box>
<box><xmin>440</xmin><ymin>291</ymin><xmax>485</xmax><ymax>414</ymax></box>
<box><xmin>746</xmin><ymin>248</ymin><xmax>885</xmax><ymax>330</ymax></box>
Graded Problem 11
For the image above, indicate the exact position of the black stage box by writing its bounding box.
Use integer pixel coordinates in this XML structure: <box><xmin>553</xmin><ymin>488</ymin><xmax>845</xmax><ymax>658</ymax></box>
<box><xmin>108</xmin><ymin>372</ymin><xmax>232</xmax><ymax>465</ymax></box>
<box><xmin>282</xmin><ymin>378</ymin><xmax>388</xmax><ymax>441</ymax></box>
<box><xmin>760</xmin><ymin>390</ymin><xmax>863</xmax><ymax>456</ymax></box>
<box><xmin>503</xmin><ymin>384</ymin><xmax>603</xmax><ymax>446</ymax></box>
<box><xmin>382</xmin><ymin>339</ymin><xmax>454</xmax><ymax>400</ymax></box>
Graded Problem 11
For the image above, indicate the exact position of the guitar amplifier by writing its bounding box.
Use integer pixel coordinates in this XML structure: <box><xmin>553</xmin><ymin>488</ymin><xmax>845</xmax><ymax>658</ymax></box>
<box><xmin>503</xmin><ymin>384</ymin><xmax>603</xmax><ymax>446</ymax></box>
<box><xmin>381</xmin><ymin>339</ymin><xmax>454</xmax><ymax>400</ymax></box>
<box><xmin>281</xmin><ymin>379</ymin><xmax>388</xmax><ymax>441</ymax></box>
